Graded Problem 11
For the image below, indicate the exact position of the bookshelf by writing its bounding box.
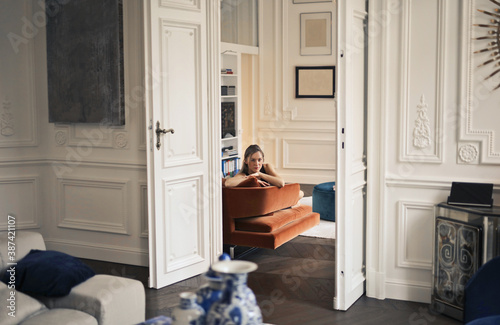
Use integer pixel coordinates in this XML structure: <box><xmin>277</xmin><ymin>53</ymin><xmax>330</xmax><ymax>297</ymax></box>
<box><xmin>221</xmin><ymin>44</ymin><xmax>242</xmax><ymax>177</ymax></box>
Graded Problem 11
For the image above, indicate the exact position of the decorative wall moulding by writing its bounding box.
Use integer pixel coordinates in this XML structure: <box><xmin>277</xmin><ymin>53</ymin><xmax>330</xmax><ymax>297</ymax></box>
<box><xmin>397</xmin><ymin>201</ymin><xmax>434</xmax><ymax>270</ymax></box>
<box><xmin>55</xmin><ymin>130</ymin><xmax>68</xmax><ymax>146</ymax></box>
<box><xmin>57</xmin><ymin>177</ymin><xmax>129</xmax><ymax>235</ymax></box>
<box><xmin>413</xmin><ymin>95</ymin><xmax>432</xmax><ymax>149</ymax></box>
<box><xmin>457</xmin><ymin>142</ymin><xmax>479</xmax><ymax>165</ymax></box>
<box><xmin>1</xmin><ymin>97</ymin><xmax>14</xmax><ymax>137</ymax></box>
<box><xmin>54</xmin><ymin>125</ymin><xmax>126</xmax><ymax>149</ymax></box>
<box><xmin>0</xmin><ymin>176</ymin><xmax>40</xmax><ymax>230</ymax></box>
<box><xmin>399</xmin><ymin>0</ymin><xmax>445</xmax><ymax>164</ymax></box>
<box><xmin>140</xmin><ymin>182</ymin><xmax>148</xmax><ymax>238</ymax></box>
<box><xmin>0</xmin><ymin>2</ymin><xmax>37</xmax><ymax>148</ymax></box>
<box><xmin>460</xmin><ymin>0</ymin><xmax>500</xmax><ymax>164</ymax></box>
<box><xmin>160</xmin><ymin>0</ymin><xmax>200</xmax><ymax>12</ymax></box>
<box><xmin>282</xmin><ymin>138</ymin><xmax>336</xmax><ymax>170</ymax></box>
<box><xmin>114</xmin><ymin>132</ymin><xmax>129</xmax><ymax>149</ymax></box>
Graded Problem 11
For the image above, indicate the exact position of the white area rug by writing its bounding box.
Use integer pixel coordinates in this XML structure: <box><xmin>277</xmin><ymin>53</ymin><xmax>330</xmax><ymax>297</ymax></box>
<box><xmin>298</xmin><ymin>196</ymin><xmax>336</xmax><ymax>239</ymax></box>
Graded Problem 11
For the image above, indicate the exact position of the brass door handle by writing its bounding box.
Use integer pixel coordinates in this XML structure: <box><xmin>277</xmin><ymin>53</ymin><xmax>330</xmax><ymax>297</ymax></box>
<box><xmin>156</xmin><ymin>121</ymin><xmax>174</xmax><ymax>150</ymax></box>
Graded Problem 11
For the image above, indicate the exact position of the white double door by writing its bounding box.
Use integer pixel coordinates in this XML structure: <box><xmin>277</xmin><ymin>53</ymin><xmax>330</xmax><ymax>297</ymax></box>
<box><xmin>144</xmin><ymin>1</ymin><xmax>368</xmax><ymax>313</ymax></box>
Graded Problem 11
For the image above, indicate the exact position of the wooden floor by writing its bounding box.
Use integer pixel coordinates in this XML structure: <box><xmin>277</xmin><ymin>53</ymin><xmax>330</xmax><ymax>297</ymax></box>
<box><xmin>84</xmin><ymin>235</ymin><xmax>461</xmax><ymax>325</ymax></box>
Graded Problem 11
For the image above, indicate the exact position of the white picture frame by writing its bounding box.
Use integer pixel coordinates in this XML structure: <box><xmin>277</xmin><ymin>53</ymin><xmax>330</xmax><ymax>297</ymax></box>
<box><xmin>300</xmin><ymin>12</ymin><xmax>332</xmax><ymax>56</ymax></box>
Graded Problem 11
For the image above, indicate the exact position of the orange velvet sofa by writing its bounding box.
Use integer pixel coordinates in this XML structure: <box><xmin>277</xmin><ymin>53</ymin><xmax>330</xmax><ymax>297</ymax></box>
<box><xmin>222</xmin><ymin>180</ymin><xmax>320</xmax><ymax>251</ymax></box>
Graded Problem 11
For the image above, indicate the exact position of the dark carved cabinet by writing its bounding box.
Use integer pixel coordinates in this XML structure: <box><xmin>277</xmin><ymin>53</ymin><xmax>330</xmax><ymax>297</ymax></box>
<box><xmin>432</xmin><ymin>203</ymin><xmax>500</xmax><ymax>321</ymax></box>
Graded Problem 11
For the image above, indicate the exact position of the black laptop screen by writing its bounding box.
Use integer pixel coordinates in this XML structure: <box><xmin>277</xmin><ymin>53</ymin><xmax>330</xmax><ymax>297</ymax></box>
<box><xmin>447</xmin><ymin>182</ymin><xmax>493</xmax><ymax>207</ymax></box>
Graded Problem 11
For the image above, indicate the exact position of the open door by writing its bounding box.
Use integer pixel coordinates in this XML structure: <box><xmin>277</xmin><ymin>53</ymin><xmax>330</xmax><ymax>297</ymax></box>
<box><xmin>144</xmin><ymin>1</ymin><xmax>218</xmax><ymax>288</ymax></box>
<box><xmin>335</xmin><ymin>0</ymin><xmax>368</xmax><ymax>310</ymax></box>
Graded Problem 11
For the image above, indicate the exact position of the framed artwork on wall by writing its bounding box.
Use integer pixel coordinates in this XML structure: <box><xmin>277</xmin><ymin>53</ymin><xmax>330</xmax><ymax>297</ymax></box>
<box><xmin>46</xmin><ymin>0</ymin><xmax>125</xmax><ymax>125</ymax></box>
<box><xmin>300</xmin><ymin>12</ymin><xmax>332</xmax><ymax>56</ymax></box>
<box><xmin>295</xmin><ymin>66</ymin><xmax>335</xmax><ymax>98</ymax></box>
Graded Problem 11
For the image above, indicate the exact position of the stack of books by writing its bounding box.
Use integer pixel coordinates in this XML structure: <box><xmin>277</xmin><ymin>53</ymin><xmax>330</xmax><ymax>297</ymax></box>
<box><xmin>221</xmin><ymin>68</ymin><xmax>233</xmax><ymax>74</ymax></box>
<box><xmin>222</xmin><ymin>157</ymin><xmax>240</xmax><ymax>177</ymax></box>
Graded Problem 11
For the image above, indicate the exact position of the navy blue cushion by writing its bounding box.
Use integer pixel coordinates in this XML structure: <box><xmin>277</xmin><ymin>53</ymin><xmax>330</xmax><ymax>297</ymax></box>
<box><xmin>1</xmin><ymin>249</ymin><xmax>95</xmax><ymax>297</ymax></box>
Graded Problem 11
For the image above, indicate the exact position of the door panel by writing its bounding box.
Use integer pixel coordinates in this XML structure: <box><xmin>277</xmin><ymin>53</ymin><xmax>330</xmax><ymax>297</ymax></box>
<box><xmin>160</xmin><ymin>23</ymin><xmax>203</xmax><ymax>166</ymax></box>
<box><xmin>335</xmin><ymin>0</ymin><xmax>367</xmax><ymax>310</ymax></box>
<box><xmin>145</xmin><ymin>0</ymin><xmax>211</xmax><ymax>288</ymax></box>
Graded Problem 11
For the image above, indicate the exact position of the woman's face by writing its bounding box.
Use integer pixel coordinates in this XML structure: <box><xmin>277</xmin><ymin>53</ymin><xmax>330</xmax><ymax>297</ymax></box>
<box><xmin>246</xmin><ymin>151</ymin><xmax>264</xmax><ymax>174</ymax></box>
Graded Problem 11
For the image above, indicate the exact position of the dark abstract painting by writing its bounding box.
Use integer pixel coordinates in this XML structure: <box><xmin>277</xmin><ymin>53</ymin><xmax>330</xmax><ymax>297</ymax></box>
<box><xmin>46</xmin><ymin>0</ymin><xmax>124</xmax><ymax>125</ymax></box>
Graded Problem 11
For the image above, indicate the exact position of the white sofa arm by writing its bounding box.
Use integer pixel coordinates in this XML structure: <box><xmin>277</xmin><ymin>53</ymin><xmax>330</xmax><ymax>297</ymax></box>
<box><xmin>38</xmin><ymin>274</ymin><xmax>146</xmax><ymax>325</ymax></box>
<box><xmin>0</xmin><ymin>231</ymin><xmax>45</xmax><ymax>274</ymax></box>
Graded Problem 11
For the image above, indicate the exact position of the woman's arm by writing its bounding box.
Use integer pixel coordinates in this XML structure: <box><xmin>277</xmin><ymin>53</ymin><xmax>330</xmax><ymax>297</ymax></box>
<box><xmin>223</xmin><ymin>172</ymin><xmax>247</xmax><ymax>188</ymax></box>
<box><xmin>252</xmin><ymin>163</ymin><xmax>285</xmax><ymax>188</ymax></box>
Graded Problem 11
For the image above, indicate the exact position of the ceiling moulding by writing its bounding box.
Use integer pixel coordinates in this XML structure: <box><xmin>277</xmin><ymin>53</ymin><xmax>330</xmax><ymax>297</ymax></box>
<box><xmin>460</xmin><ymin>0</ymin><xmax>500</xmax><ymax>164</ymax></box>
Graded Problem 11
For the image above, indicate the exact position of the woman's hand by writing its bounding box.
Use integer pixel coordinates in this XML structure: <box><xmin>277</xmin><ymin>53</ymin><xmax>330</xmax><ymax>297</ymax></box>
<box><xmin>244</xmin><ymin>174</ymin><xmax>269</xmax><ymax>186</ymax></box>
<box><xmin>248</xmin><ymin>172</ymin><xmax>261</xmax><ymax>179</ymax></box>
<box><xmin>257</xmin><ymin>179</ymin><xmax>270</xmax><ymax>187</ymax></box>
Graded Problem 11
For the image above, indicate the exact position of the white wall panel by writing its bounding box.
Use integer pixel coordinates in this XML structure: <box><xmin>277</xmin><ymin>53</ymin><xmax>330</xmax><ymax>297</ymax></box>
<box><xmin>0</xmin><ymin>1</ymin><xmax>37</xmax><ymax>147</ymax></box>
<box><xmin>57</xmin><ymin>177</ymin><xmax>130</xmax><ymax>235</ymax></box>
<box><xmin>397</xmin><ymin>201</ymin><xmax>434</xmax><ymax>270</ymax></box>
<box><xmin>399</xmin><ymin>0</ymin><xmax>445</xmax><ymax>163</ymax></box>
<box><xmin>283</xmin><ymin>138</ymin><xmax>336</xmax><ymax>170</ymax></box>
<box><xmin>0</xmin><ymin>176</ymin><xmax>39</xmax><ymax>229</ymax></box>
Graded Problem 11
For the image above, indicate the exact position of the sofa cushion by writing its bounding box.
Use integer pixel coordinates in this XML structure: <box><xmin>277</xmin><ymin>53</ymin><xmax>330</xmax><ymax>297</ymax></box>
<box><xmin>1</xmin><ymin>249</ymin><xmax>95</xmax><ymax>297</ymax></box>
<box><xmin>39</xmin><ymin>274</ymin><xmax>146</xmax><ymax>325</ymax></box>
<box><xmin>19</xmin><ymin>308</ymin><xmax>98</xmax><ymax>325</ymax></box>
<box><xmin>0</xmin><ymin>282</ymin><xmax>47</xmax><ymax>325</ymax></box>
<box><xmin>235</xmin><ymin>205</ymin><xmax>313</xmax><ymax>233</ymax></box>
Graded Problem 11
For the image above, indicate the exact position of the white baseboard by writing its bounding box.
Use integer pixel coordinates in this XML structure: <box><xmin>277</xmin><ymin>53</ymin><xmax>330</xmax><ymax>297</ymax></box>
<box><xmin>45</xmin><ymin>237</ymin><xmax>148</xmax><ymax>267</ymax></box>
<box><xmin>385</xmin><ymin>279</ymin><xmax>432</xmax><ymax>304</ymax></box>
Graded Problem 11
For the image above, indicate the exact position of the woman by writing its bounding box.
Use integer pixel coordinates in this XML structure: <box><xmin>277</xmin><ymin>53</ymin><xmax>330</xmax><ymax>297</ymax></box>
<box><xmin>224</xmin><ymin>144</ymin><xmax>285</xmax><ymax>188</ymax></box>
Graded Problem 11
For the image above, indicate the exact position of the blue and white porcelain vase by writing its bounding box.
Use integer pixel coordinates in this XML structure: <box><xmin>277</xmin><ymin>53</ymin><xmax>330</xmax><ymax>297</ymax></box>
<box><xmin>196</xmin><ymin>254</ymin><xmax>231</xmax><ymax>314</ymax></box>
<box><xmin>206</xmin><ymin>260</ymin><xmax>262</xmax><ymax>325</ymax></box>
<box><xmin>171</xmin><ymin>292</ymin><xmax>205</xmax><ymax>325</ymax></box>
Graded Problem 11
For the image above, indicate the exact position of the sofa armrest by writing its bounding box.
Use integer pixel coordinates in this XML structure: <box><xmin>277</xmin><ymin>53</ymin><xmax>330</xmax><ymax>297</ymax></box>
<box><xmin>38</xmin><ymin>274</ymin><xmax>145</xmax><ymax>325</ymax></box>
<box><xmin>0</xmin><ymin>231</ymin><xmax>46</xmax><ymax>274</ymax></box>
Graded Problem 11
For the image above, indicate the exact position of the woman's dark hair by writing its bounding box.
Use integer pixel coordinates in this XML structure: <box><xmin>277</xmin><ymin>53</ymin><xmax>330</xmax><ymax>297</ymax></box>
<box><xmin>241</xmin><ymin>144</ymin><xmax>264</xmax><ymax>175</ymax></box>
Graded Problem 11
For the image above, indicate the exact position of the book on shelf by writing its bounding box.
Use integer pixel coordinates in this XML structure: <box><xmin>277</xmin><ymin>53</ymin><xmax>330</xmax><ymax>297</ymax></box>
<box><xmin>221</xmin><ymin>68</ymin><xmax>233</xmax><ymax>74</ymax></box>
<box><xmin>221</xmin><ymin>102</ymin><xmax>235</xmax><ymax>138</ymax></box>
<box><xmin>222</xmin><ymin>157</ymin><xmax>240</xmax><ymax>178</ymax></box>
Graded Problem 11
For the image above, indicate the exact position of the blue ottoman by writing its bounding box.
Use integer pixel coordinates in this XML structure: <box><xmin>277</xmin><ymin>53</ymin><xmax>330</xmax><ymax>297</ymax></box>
<box><xmin>312</xmin><ymin>182</ymin><xmax>336</xmax><ymax>221</ymax></box>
